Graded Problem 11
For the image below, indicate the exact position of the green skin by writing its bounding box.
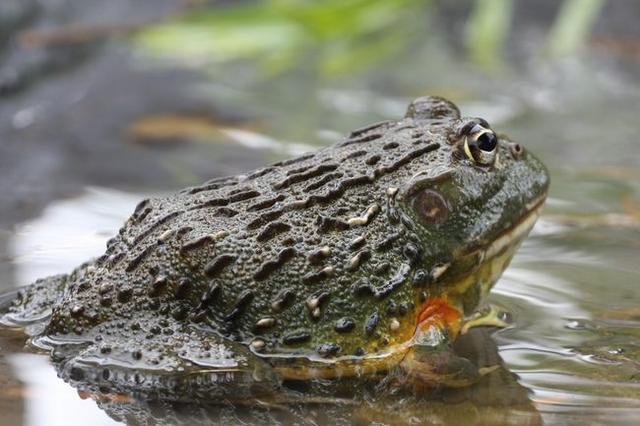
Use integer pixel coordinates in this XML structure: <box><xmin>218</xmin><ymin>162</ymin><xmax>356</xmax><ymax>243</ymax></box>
<box><xmin>0</xmin><ymin>97</ymin><xmax>549</xmax><ymax>400</ymax></box>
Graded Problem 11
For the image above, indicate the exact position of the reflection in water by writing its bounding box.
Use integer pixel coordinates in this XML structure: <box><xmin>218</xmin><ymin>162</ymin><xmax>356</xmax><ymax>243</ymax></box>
<box><xmin>0</xmin><ymin>337</ymin><xmax>24</xmax><ymax>426</ymax></box>
<box><xmin>56</xmin><ymin>328</ymin><xmax>541</xmax><ymax>426</ymax></box>
<box><xmin>7</xmin><ymin>354</ymin><xmax>118</xmax><ymax>426</ymax></box>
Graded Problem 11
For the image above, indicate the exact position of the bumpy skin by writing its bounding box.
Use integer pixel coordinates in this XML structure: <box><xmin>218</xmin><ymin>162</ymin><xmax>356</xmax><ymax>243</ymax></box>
<box><xmin>1</xmin><ymin>97</ymin><xmax>549</xmax><ymax>398</ymax></box>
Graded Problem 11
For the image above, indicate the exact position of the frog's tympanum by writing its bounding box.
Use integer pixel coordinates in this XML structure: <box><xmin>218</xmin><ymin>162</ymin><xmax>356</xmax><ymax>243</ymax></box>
<box><xmin>1</xmin><ymin>97</ymin><xmax>549</xmax><ymax>400</ymax></box>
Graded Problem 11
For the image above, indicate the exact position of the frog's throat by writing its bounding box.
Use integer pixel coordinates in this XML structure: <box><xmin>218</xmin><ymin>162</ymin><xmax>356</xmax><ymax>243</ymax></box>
<box><xmin>437</xmin><ymin>191</ymin><xmax>547</xmax><ymax>321</ymax></box>
<box><xmin>413</xmin><ymin>232</ymin><xmax>525</xmax><ymax>343</ymax></box>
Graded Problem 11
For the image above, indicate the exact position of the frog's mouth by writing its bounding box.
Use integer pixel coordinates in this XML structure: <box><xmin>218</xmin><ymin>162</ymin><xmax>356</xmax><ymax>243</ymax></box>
<box><xmin>479</xmin><ymin>192</ymin><xmax>547</xmax><ymax>262</ymax></box>
<box><xmin>453</xmin><ymin>191</ymin><xmax>548</xmax><ymax>266</ymax></box>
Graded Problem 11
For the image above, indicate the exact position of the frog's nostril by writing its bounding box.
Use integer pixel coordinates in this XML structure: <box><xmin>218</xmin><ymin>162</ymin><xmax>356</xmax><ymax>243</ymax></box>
<box><xmin>510</xmin><ymin>143</ymin><xmax>524</xmax><ymax>159</ymax></box>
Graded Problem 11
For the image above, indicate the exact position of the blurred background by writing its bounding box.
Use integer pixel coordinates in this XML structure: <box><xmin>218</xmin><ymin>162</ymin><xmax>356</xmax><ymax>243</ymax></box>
<box><xmin>1</xmin><ymin>1</ymin><xmax>640</xmax><ymax>425</ymax></box>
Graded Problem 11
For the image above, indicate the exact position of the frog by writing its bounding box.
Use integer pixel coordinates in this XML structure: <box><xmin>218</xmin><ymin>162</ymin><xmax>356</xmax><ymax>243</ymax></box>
<box><xmin>0</xmin><ymin>96</ymin><xmax>549</xmax><ymax>401</ymax></box>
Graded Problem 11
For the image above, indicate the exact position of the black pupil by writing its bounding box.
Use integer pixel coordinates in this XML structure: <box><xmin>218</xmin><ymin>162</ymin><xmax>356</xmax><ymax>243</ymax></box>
<box><xmin>477</xmin><ymin>132</ymin><xmax>497</xmax><ymax>151</ymax></box>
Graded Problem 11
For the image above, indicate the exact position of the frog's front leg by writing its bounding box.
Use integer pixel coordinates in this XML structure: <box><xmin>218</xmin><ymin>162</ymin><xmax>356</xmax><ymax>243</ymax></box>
<box><xmin>399</xmin><ymin>298</ymin><xmax>483</xmax><ymax>388</ymax></box>
<box><xmin>460</xmin><ymin>304</ymin><xmax>512</xmax><ymax>335</ymax></box>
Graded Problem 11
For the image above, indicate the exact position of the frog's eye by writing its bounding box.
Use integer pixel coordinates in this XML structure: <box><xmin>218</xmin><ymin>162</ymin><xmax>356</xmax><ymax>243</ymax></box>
<box><xmin>412</xmin><ymin>189</ymin><xmax>450</xmax><ymax>226</ymax></box>
<box><xmin>463</xmin><ymin>124</ymin><xmax>498</xmax><ymax>166</ymax></box>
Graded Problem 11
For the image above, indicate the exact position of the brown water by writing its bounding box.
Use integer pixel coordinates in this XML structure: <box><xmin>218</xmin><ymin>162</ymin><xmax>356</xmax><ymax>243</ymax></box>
<box><xmin>1</xmin><ymin>1</ymin><xmax>640</xmax><ymax>424</ymax></box>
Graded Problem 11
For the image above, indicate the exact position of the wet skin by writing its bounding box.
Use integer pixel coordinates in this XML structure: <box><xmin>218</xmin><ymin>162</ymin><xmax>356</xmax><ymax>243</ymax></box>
<box><xmin>0</xmin><ymin>97</ymin><xmax>549</xmax><ymax>399</ymax></box>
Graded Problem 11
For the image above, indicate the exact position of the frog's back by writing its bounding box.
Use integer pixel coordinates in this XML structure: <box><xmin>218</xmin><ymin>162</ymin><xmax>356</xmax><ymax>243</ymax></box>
<box><xmin>45</xmin><ymin>114</ymin><xmax>454</xmax><ymax>360</ymax></box>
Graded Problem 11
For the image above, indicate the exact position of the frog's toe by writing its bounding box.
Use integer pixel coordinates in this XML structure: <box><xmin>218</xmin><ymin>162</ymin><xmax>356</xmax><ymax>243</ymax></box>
<box><xmin>50</xmin><ymin>321</ymin><xmax>279</xmax><ymax>401</ymax></box>
<box><xmin>461</xmin><ymin>304</ymin><xmax>513</xmax><ymax>335</ymax></box>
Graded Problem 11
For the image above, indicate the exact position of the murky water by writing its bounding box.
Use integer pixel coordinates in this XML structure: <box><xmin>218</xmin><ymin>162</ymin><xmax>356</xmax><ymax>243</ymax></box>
<box><xmin>2</xmin><ymin>1</ymin><xmax>640</xmax><ymax>425</ymax></box>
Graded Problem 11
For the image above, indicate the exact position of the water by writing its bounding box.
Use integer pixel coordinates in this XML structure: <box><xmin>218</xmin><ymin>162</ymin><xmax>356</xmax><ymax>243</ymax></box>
<box><xmin>2</xmin><ymin>1</ymin><xmax>640</xmax><ymax>424</ymax></box>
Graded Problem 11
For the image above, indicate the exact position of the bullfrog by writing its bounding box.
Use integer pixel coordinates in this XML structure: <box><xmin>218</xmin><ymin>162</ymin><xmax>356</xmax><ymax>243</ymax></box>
<box><xmin>0</xmin><ymin>96</ymin><xmax>549</xmax><ymax>400</ymax></box>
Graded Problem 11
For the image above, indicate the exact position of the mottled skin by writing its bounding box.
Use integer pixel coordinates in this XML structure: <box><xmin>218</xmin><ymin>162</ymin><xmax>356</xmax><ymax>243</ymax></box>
<box><xmin>1</xmin><ymin>97</ymin><xmax>549</xmax><ymax>399</ymax></box>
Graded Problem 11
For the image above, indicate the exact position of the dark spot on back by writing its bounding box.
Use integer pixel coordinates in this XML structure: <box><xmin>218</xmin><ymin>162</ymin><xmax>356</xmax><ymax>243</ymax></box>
<box><xmin>282</xmin><ymin>330</ymin><xmax>312</xmax><ymax>345</ymax></box>
<box><xmin>272</xmin><ymin>288</ymin><xmax>295</xmax><ymax>311</ymax></box>
<box><xmin>383</xmin><ymin>141</ymin><xmax>399</xmax><ymax>150</ymax></box>
<box><xmin>117</xmin><ymin>287</ymin><xmax>133</xmax><ymax>303</ymax></box>
<box><xmin>225</xmin><ymin>290</ymin><xmax>254</xmax><ymax>321</ymax></box>
<box><xmin>200</xmin><ymin>283</ymin><xmax>221</xmax><ymax>308</ymax></box>
<box><xmin>254</xmin><ymin>247</ymin><xmax>297</xmax><ymax>281</ymax></box>
<box><xmin>204</xmin><ymin>254</ymin><xmax>237</xmax><ymax>278</ymax></box>
<box><xmin>273</xmin><ymin>153</ymin><xmax>314</xmax><ymax>167</ymax></box>
<box><xmin>347</xmin><ymin>120</ymin><xmax>394</xmax><ymax>138</ymax></box>
<box><xmin>344</xmin><ymin>150</ymin><xmax>367</xmax><ymax>160</ymax></box>
<box><xmin>364</xmin><ymin>312</ymin><xmax>380</xmax><ymax>336</ymax></box>
<box><xmin>256</xmin><ymin>221</ymin><xmax>291</xmax><ymax>243</ymax></box>
<box><xmin>216</xmin><ymin>207</ymin><xmax>239</xmax><ymax>217</ymax></box>
<box><xmin>340</xmin><ymin>132</ymin><xmax>383</xmax><ymax>147</ymax></box>
<box><xmin>273</xmin><ymin>164</ymin><xmax>339</xmax><ymax>190</ymax></box>
<box><xmin>175</xmin><ymin>278</ymin><xmax>191</xmax><ymax>300</ymax></box>
<box><xmin>335</xmin><ymin>318</ymin><xmax>355</xmax><ymax>333</ymax></box>
<box><xmin>316</xmin><ymin>343</ymin><xmax>341</xmax><ymax>357</ymax></box>
<box><xmin>247</xmin><ymin>195</ymin><xmax>286</xmax><ymax>212</ymax></box>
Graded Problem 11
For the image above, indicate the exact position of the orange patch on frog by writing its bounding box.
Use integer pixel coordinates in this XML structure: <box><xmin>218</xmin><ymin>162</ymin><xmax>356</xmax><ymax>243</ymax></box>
<box><xmin>415</xmin><ymin>297</ymin><xmax>462</xmax><ymax>337</ymax></box>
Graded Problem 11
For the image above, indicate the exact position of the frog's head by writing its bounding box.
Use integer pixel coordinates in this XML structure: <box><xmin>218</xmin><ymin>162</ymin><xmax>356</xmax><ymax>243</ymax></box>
<box><xmin>398</xmin><ymin>97</ymin><xmax>549</xmax><ymax>317</ymax></box>
<box><xmin>271</xmin><ymin>98</ymin><xmax>550</xmax><ymax>385</ymax></box>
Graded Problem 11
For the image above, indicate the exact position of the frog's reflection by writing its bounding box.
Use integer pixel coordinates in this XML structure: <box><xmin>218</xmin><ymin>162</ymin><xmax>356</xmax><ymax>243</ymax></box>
<box><xmin>0</xmin><ymin>350</ymin><xmax>25</xmax><ymax>426</ymax></box>
<box><xmin>61</xmin><ymin>327</ymin><xmax>541</xmax><ymax>426</ymax></box>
